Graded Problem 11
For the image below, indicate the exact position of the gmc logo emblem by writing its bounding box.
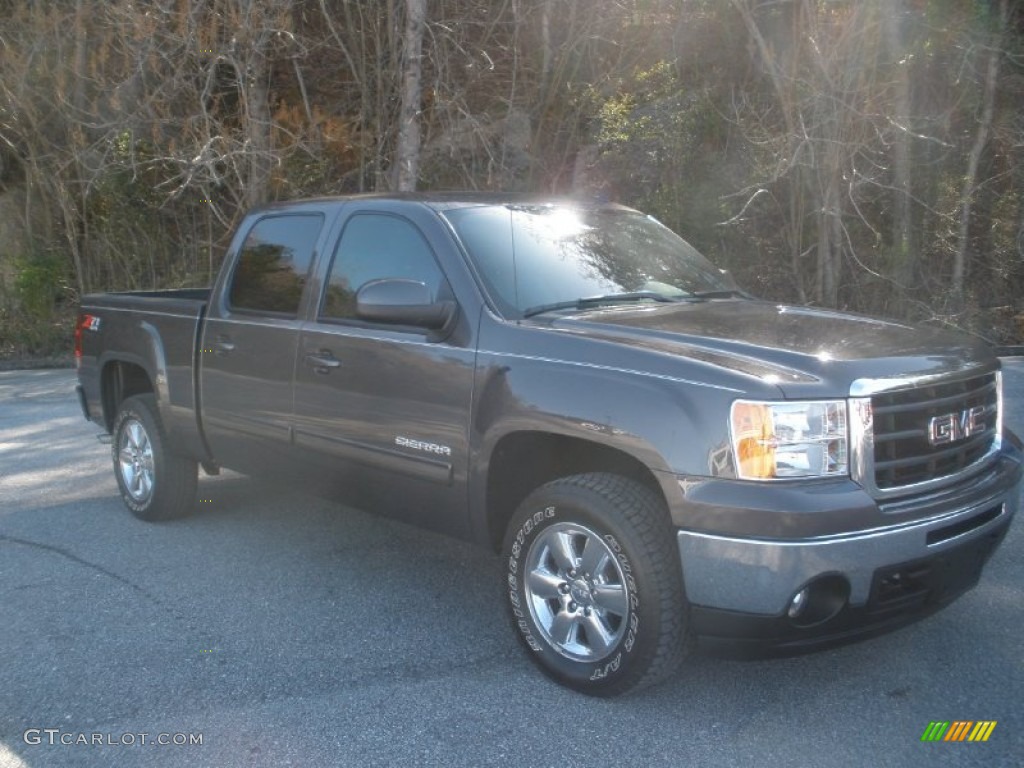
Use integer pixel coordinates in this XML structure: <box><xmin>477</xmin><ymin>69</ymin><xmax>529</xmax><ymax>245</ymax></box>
<box><xmin>927</xmin><ymin>406</ymin><xmax>986</xmax><ymax>446</ymax></box>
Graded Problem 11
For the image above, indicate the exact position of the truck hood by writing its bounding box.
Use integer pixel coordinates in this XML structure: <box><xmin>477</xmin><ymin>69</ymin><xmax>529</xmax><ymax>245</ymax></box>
<box><xmin>542</xmin><ymin>300</ymin><xmax>997</xmax><ymax>398</ymax></box>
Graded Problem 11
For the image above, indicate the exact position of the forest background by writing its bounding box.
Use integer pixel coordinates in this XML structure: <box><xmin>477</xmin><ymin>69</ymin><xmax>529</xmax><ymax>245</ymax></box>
<box><xmin>1</xmin><ymin>0</ymin><xmax>1022</xmax><ymax>360</ymax></box>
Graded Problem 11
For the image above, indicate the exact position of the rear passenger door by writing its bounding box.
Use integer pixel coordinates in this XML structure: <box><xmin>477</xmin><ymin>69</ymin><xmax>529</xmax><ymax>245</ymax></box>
<box><xmin>200</xmin><ymin>212</ymin><xmax>325</xmax><ymax>473</ymax></box>
<box><xmin>292</xmin><ymin>207</ymin><xmax>476</xmax><ymax>535</ymax></box>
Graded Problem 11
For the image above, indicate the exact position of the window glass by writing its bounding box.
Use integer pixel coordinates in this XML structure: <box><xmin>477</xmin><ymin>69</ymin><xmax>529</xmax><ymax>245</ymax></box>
<box><xmin>228</xmin><ymin>214</ymin><xmax>323</xmax><ymax>315</ymax></box>
<box><xmin>444</xmin><ymin>206</ymin><xmax>517</xmax><ymax>315</ymax></box>
<box><xmin>444</xmin><ymin>205</ymin><xmax>734</xmax><ymax>317</ymax></box>
<box><xmin>322</xmin><ymin>214</ymin><xmax>446</xmax><ymax>320</ymax></box>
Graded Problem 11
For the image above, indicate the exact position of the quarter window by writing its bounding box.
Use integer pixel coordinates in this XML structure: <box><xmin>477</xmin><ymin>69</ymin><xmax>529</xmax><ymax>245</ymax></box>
<box><xmin>322</xmin><ymin>214</ymin><xmax>447</xmax><ymax>320</ymax></box>
<box><xmin>229</xmin><ymin>214</ymin><xmax>323</xmax><ymax>315</ymax></box>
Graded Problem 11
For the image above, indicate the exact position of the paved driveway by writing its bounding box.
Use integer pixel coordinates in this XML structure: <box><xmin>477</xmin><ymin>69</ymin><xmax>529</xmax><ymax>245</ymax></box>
<box><xmin>1</xmin><ymin>365</ymin><xmax>1021</xmax><ymax>767</ymax></box>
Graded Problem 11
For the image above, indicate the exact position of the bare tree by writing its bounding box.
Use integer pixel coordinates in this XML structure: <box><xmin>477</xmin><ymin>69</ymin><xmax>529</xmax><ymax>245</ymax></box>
<box><xmin>727</xmin><ymin>1</ymin><xmax>897</xmax><ymax>307</ymax></box>
<box><xmin>392</xmin><ymin>0</ymin><xmax>426</xmax><ymax>191</ymax></box>
<box><xmin>952</xmin><ymin>0</ymin><xmax>1010</xmax><ymax>309</ymax></box>
<box><xmin>1</xmin><ymin>0</ymin><xmax>1022</xmax><ymax>356</ymax></box>
<box><xmin>885</xmin><ymin>0</ymin><xmax>916</xmax><ymax>288</ymax></box>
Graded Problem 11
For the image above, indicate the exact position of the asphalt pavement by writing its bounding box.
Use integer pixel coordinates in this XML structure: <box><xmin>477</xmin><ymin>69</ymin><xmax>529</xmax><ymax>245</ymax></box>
<box><xmin>1</xmin><ymin>364</ymin><xmax>1022</xmax><ymax>768</ymax></box>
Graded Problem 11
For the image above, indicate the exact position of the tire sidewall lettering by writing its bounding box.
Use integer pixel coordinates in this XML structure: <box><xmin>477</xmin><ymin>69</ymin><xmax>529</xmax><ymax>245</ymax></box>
<box><xmin>589</xmin><ymin>652</ymin><xmax>621</xmax><ymax>681</ymax></box>
<box><xmin>506</xmin><ymin>505</ymin><xmax>556</xmax><ymax>655</ymax></box>
<box><xmin>602</xmin><ymin>534</ymin><xmax>640</xmax><ymax>612</ymax></box>
<box><xmin>602</xmin><ymin>534</ymin><xmax>641</xmax><ymax>655</ymax></box>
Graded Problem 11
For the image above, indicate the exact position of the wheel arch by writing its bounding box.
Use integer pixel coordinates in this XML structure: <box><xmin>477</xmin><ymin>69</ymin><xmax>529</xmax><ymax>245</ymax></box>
<box><xmin>484</xmin><ymin>430</ymin><xmax>670</xmax><ymax>552</ymax></box>
<box><xmin>101</xmin><ymin>359</ymin><xmax>155</xmax><ymax>432</ymax></box>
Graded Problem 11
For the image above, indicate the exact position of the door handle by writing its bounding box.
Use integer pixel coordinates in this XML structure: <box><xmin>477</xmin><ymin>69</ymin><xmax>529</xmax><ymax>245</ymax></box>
<box><xmin>305</xmin><ymin>350</ymin><xmax>341</xmax><ymax>374</ymax></box>
<box><xmin>214</xmin><ymin>336</ymin><xmax>236</xmax><ymax>356</ymax></box>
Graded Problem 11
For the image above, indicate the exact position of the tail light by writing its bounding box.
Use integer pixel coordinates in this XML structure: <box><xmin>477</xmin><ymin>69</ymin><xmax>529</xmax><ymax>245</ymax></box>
<box><xmin>74</xmin><ymin>313</ymin><xmax>100</xmax><ymax>367</ymax></box>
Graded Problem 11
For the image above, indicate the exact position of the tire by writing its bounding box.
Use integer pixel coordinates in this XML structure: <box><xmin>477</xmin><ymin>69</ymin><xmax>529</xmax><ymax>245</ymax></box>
<box><xmin>111</xmin><ymin>394</ymin><xmax>197</xmax><ymax>521</ymax></box>
<box><xmin>502</xmin><ymin>472</ymin><xmax>690</xmax><ymax>696</ymax></box>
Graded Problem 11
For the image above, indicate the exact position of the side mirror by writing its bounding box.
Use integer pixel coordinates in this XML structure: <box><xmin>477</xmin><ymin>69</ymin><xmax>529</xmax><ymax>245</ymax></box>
<box><xmin>355</xmin><ymin>278</ymin><xmax>455</xmax><ymax>330</ymax></box>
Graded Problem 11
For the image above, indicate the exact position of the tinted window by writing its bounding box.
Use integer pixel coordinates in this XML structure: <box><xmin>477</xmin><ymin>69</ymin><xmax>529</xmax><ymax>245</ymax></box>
<box><xmin>322</xmin><ymin>214</ymin><xmax>446</xmax><ymax>320</ymax></box>
<box><xmin>229</xmin><ymin>214</ymin><xmax>323</xmax><ymax>315</ymax></box>
<box><xmin>444</xmin><ymin>205</ymin><xmax>734</xmax><ymax>317</ymax></box>
<box><xmin>444</xmin><ymin>206</ymin><xmax>517</xmax><ymax>313</ymax></box>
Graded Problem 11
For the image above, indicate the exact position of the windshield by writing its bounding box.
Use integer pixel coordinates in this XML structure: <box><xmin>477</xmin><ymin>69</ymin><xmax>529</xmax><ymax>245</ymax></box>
<box><xmin>443</xmin><ymin>204</ymin><xmax>737</xmax><ymax>317</ymax></box>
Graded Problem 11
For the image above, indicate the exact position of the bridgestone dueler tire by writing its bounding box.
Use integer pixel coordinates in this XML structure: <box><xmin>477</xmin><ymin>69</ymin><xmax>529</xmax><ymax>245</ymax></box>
<box><xmin>112</xmin><ymin>394</ymin><xmax>197</xmax><ymax>522</ymax></box>
<box><xmin>502</xmin><ymin>472</ymin><xmax>690</xmax><ymax>696</ymax></box>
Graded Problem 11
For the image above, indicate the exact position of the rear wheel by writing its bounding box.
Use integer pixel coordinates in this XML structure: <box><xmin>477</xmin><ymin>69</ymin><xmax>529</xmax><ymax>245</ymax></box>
<box><xmin>112</xmin><ymin>394</ymin><xmax>197</xmax><ymax>521</ymax></box>
<box><xmin>502</xmin><ymin>472</ymin><xmax>690</xmax><ymax>696</ymax></box>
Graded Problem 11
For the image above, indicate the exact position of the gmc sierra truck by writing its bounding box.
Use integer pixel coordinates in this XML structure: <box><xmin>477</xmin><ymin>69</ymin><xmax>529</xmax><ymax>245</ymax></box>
<box><xmin>75</xmin><ymin>194</ymin><xmax>1022</xmax><ymax>696</ymax></box>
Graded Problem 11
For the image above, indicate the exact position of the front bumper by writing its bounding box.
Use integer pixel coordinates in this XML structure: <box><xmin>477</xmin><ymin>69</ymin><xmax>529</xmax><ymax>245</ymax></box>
<box><xmin>674</xmin><ymin>438</ymin><xmax>1021</xmax><ymax>654</ymax></box>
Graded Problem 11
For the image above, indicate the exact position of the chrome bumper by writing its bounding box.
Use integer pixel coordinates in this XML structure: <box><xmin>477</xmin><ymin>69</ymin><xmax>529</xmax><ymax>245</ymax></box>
<box><xmin>677</xmin><ymin>488</ymin><xmax>1018</xmax><ymax>616</ymax></box>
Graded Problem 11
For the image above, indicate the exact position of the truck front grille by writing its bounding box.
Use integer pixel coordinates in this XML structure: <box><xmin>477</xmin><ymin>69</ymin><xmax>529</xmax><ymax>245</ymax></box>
<box><xmin>871</xmin><ymin>372</ymin><xmax>999</xmax><ymax>491</ymax></box>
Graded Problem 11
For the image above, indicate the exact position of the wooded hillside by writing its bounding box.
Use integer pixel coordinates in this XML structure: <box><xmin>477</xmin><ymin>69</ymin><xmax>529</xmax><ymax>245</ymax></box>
<box><xmin>1</xmin><ymin>0</ymin><xmax>1022</xmax><ymax>357</ymax></box>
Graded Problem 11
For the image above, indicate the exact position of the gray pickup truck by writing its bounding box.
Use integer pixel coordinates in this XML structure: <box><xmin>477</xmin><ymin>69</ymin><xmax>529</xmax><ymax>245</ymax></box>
<box><xmin>75</xmin><ymin>194</ymin><xmax>1021</xmax><ymax>696</ymax></box>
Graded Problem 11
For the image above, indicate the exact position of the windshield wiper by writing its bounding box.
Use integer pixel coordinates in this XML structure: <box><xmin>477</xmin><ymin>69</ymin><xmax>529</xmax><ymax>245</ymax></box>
<box><xmin>689</xmin><ymin>289</ymin><xmax>751</xmax><ymax>299</ymax></box>
<box><xmin>523</xmin><ymin>292</ymin><xmax>683</xmax><ymax>318</ymax></box>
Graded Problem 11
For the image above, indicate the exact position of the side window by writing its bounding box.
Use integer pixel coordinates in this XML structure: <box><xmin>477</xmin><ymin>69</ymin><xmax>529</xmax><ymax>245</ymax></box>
<box><xmin>228</xmin><ymin>214</ymin><xmax>323</xmax><ymax>315</ymax></box>
<box><xmin>445</xmin><ymin>206</ymin><xmax>517</xmax><ymax>315</ymax></box>
<box><xmin>322</xmin><ymin>214</ymin><xmax>447</xmax><ymax>321</ymax></box>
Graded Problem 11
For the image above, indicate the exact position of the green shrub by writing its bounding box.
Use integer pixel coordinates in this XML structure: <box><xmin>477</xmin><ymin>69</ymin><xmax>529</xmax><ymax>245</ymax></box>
<box><xmin>13</xmin><ymin>252</ymin><xmax>70</xmax><ymax>321</ymax></box>
<box><xmin>0</xmin><ymin>251</ymin><xmax>75</xmax><ymax>361</ymax></box>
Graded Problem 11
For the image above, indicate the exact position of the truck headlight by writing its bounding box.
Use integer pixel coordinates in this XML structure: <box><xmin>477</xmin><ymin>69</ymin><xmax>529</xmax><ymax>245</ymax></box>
<box><xmin>730</xmin><ymin>400</ymin><xmax>848</xmax><ymax>480</ymax></box>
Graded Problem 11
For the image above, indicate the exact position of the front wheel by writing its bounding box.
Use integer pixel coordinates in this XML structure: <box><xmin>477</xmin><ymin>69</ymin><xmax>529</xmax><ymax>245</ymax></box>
<box><xmin>502</xmin><ymin>473</ymin><xmax>690</xmax><ymax>696</ymax></box>
<box><xmin>112</xmin><ymin>394</ymin><xmax>197</xmax><ymax>521</ymax></box>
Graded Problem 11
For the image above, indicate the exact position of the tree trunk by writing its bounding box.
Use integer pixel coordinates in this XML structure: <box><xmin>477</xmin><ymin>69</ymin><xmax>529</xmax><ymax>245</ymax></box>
<box><xmin>73</xmin><ymin>0</ymin><xmax>88</xmax><ymax>118</ymax></box>
<box><xmin>244</xmin><ymin>45</ymin><xmax>272</xmax><ymax>208</ymax></box>
<box><xmin>391</xmin><ymin>0</ymin><xmax>425</xmax><ymax>191</ymax></box>
<box><xmin>953</xmin><ymin>0</ymin><xmax>1008</xmax><ymax>309</ymax></box>
<box><xmin>540</xmin><ymin>0</ymin><xmax>553</xmax><ymax>94</ymax></box>
<box><xmin>885</xmin><ymin>0</ymin><xmax>915</xmax><ymax>288</ymax></box>
<box><xmin>817</xmin><ymin>185</ymin><xmax>841</xmax><ymax>307</ymax></box>
<box><xmin>729</xmin><ymin>0</ymin><xmax>796</xmax><ymax>138</ymax></box>
<box><xmin>69</xmin><ymin>0</ymin><xmax>90</xmax><ymax>294</ymax></box>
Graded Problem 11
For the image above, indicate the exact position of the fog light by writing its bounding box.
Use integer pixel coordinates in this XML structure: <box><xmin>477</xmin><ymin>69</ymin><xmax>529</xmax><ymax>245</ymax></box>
<box><xmin>788</xmin><ymin>588</ymin><xmax>809</xmax><ymax>618</ymax></box>
<box><xmin>787</xmin><ymin>574</ymin><xmax>850</xmax><ymax>628</ymax></box>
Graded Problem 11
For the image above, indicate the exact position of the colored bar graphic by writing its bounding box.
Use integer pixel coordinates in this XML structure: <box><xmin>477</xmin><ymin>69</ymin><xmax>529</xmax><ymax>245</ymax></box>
<box><xmin>921</xmin><ymin>721</ymin><xmax>996</xmax><ymax>742</ymax></box>
<box><xmin>944</xmin><ymin>721</ymin><xmax>972</xmax><ymax>741</ymax></box>
<box><xmin>968</xmin><ymin>722</ymin><xmax>997</xmax><ymax>742</ymax></box>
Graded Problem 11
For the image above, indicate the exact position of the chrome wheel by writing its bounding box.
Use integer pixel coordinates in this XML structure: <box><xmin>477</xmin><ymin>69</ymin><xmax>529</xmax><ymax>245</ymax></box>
<box><xmin>118</xmin><ymin>418</ymin><xmax>154</xmax><ymax>503</ymax></box>
<box><xmin>523</xmin><ymin>522</ymin><xmax>630</xmax><ymax>662</ymax></box>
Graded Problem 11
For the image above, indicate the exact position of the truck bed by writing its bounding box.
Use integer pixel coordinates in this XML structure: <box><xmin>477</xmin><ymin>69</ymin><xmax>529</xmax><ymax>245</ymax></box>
<box><xmin>81</xmin><ymin>287</ymin><xmax>211</xmax><ymax>312</ymax></box>
<box><xmin>78</xmin><ymin>288</ymin><xmax>211</xmax><ymax>462</ymax></box>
